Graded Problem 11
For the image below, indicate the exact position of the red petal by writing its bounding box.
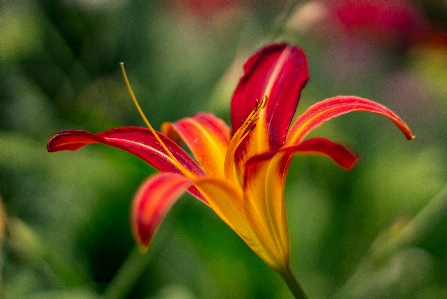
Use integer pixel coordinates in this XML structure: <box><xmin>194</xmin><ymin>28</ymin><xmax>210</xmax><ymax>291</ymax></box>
<box><xmin>245</xmin><ymin>137</ymin><xmax>358</xmax><ymax>179</ymax></box>
<box><xmin>286</xmin><ymin>96</ymin><xmax>414</xmax><ymax>144</ymax></box>
<box><xmin>282</xmin><ymin>137</ymin><xmax>358</xmax><ymax>170</ymax></box>
<box><xmin>47</xmin><ymin>127</ymin><xmax>206</xmax><ymax>177</ymax></box>
<box><xmin>162</xmin><ymin>113</ymin><xmax>230</xmax><ymax>177</ymax></box>
<box><xmin>132</xmin><ymin>173</ymin><xmax>195</xmax><ymax>248</ymax></box>
<box><xmin>231</xmin><ymin>43</ymin><xmax>309</xmax><ymax>150</ymax></box>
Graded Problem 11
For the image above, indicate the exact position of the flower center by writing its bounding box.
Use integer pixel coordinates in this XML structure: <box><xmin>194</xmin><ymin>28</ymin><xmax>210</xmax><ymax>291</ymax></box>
<box><xmin>224</xmin><ymin>95</ymin><xmax>267</xmax><ymax>183</ymax></box>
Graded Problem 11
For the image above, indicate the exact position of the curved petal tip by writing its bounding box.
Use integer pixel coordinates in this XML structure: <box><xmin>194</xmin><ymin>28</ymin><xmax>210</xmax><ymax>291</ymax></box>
<box><xmin>131</xmin><ymin>173</ymin><xmax>194</xmax><ymax>248</ymax></box>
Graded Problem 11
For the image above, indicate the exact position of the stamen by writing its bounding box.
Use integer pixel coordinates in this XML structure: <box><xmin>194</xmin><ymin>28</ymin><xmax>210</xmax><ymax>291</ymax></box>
<box><xmin>224</xmin><ymin>95</ymin><xmax>267</xmax><ymax>181</ymax></box>
<box><xmin>120</xmin><ymin>63</ymin><xmax>192</xmax><ymax>177</ymax></box>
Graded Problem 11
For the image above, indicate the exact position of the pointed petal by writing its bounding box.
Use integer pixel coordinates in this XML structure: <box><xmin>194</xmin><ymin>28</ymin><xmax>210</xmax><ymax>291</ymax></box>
<box><xmin>286</xmin><ymin>96</ymin><xmax>414</xmax><ymax>144</ymax></box>
<box><xmin>231</xmin><ymin>44</ymin><xmax>309</xmax><ymax>145</ymax></box>
<box><xmin>283</xmin><ymin>137</ymin><xmax>359</xmax><ymax>170</ymax></box>
<box><xmin>132</xmin><ymin>173</ymin><xmax>196</xmax><ymax>248</ymax></box>
<box><xmin>47</xmin><ymin>127</ymin><xmax>205</xmax><ymax>177</ymax></box>
<box><xmin>246</xmin><ymin>138</ymin><xmax>359</xmax><ymax>174</ymax></box>
<box><xmin>231</xmin><ymin>43</ymin><xmax>309</xmax><ymax>162</ymax></box>
<box><xmin>162</xmin><ymin>113</ymin><xmax>230</xmax><ymax>177</ymax></box>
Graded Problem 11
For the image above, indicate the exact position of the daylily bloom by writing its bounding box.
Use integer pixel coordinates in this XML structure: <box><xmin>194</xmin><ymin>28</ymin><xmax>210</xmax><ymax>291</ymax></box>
<box><xmin>47</xmin><ymin>43</ymin><xmax>413</xmax><ymax>297</ymax></box>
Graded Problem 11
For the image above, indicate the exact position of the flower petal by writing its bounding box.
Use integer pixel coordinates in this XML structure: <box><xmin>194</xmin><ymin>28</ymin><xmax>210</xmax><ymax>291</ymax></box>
<box><xmin>283</xmin><ymin>137</ymin><xmax>359</xmax><ymax>170</ymax></box>
<box><xmin>133</xmin><ymin>173</ymin><xmax>289</xmax><ymax>270</ymax></box>
<box><xmin>242</xmin><ymin>138</ymin><xmax>358</xmax><ymax>262</ymax></box>
<box><xmin>132</xmin><ymin>173</ymin><xmax>196</xmax><ymax>248</ymax></box>
<box><xmin>47</xmin><ymin>127</ymin><xmax>206</xmax><ymax>177</ymax></box>
<box><xmin>231</xmin><ymin>43</ymin><xmax>309</xmax><ymax>163</ymax></box>
<box><xmin>242</xmin><ymin>152</ymin><xmax>291</xmax><ymax>271</ymax></box>
<box><xmin>286</xmin><ymin>96</ymin><xmax>414</xmax><ymax>144</ymax></box>
<box><xmin>194</xmin><ymin>178</ymin><xmax>286</xmax><ymax>271</ymax></box>
<box><xmin>162</xmin><ymin>113</ymin><xmax>230</xmax><ymax>177</ymax></box>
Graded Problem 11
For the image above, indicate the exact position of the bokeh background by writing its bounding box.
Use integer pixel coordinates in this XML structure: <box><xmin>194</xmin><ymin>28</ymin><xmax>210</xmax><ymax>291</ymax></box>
<box><xmin>1</xmin><ymin>0</ymin><xmax>447</xmax><ymax>298</ymax></box>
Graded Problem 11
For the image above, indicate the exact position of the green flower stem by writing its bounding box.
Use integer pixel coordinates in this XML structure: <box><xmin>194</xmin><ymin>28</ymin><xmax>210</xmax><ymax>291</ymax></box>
<box><xmin>279</xmin><ymin>264</ymin><xmax>308</xmax><ymax>299</ymax></box>
<box><xmin>100</xmin><ymin>245</ymin><xmax>152</xmax><ymax>299</ymax></box>
<box><xmin>334</xmin><ymin>183</ymin><xmax>447</xmax><ymax>298</ymax></box>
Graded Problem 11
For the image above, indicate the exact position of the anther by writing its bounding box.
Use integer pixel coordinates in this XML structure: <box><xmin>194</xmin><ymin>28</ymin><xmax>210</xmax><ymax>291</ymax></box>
<box><xmin>223</xmin><ymin>95</ymin><xmax>267</xmax><ymax>182</ymax></box>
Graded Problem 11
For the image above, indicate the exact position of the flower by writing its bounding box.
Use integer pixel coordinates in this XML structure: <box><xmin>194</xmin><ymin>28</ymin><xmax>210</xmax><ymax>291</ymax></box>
<box><xmin>289</xmin><ymin>0</ymin><xmax>428</xmax><ymax>50</ymax></box>
<box><xmin>47</xmin><ymin>43</ymin><xmax>413</xmax><ymax>295</ymax></box>
<box><xmin>332</xmin><ymin>0</ymin><xmax>426</xmax><ymax>44</ymax></box>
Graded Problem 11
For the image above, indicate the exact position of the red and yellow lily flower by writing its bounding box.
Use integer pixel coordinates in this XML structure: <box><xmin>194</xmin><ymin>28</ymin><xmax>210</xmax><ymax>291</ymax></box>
<box><xmin>47</xmin><ymin>43</ymin><xmax>413</xmax><ymax>297</ymax></box>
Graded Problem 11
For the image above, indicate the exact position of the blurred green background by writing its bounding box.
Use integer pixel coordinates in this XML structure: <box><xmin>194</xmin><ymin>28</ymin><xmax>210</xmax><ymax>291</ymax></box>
<box><xmin>1</xmin><ymin>0</ymin><xmax>447</xmax><ymax>298</ymax></box>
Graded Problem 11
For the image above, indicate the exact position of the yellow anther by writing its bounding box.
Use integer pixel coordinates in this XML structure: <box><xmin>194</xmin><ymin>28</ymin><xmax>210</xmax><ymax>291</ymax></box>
<box><xmin>120</xmin><ymin>63</ymin><xmax>193</xmax><ymax>177</ymax></box>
